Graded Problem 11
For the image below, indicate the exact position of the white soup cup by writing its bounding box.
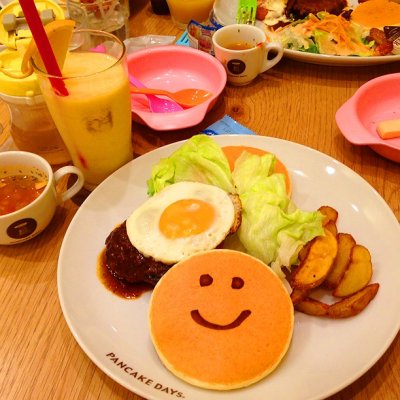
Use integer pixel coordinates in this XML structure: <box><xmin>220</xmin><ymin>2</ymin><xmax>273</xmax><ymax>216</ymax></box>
<box><xmin>0</xmin><ymin>151</ymin><xmax>84</xmax><ymax>245</ymax></box>
<box><xmin>212</xmin><ymin>24</ymin><xmax>283</xmax><ymax>86</ymax></box>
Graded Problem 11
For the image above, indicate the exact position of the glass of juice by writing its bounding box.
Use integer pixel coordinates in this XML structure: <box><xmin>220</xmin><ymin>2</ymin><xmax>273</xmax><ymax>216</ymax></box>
<box><xmin>32</xmin><ymin>29</ymin><xmax>133</xmax><ymax>191</ymax></box>
<box><xmin>165</xmin><ymin>0</ymin><xmax>215</xmax><ymax>29</ymax></box>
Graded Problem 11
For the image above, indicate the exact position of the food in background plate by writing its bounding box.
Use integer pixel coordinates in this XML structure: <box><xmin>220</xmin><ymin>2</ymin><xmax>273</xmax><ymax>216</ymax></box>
<box><xmin>288</xmin><ymin>0</ymin><xmax>347</xmax><ymax>19</ymax></box>
<box><xmin>256</xmin><ymin>0</ymin><xmax>347</xmax><ymax>27</ymax></box>
<box><xmin>256</xmin><ymin>0</ymin><xmax>290</xmax><ymax>27</ymax></box>
<box><xmin>260</xmin><ymin>0</ymin><xmax>399</xmax><ymax>56</ymax></box>
<box><xmin>351</xmin><ymin>0</ymin><xmax>400</xmax><ymax>28</ymax></box>
<box><xmin>270</xmin><ymin>12</ymin><xmax>377</xmax><ymax>56</ymax></box>
<box><xmin>149</xmin><ymin>249</ymin><xmax>294</xmax><ymax>390</ymax></box>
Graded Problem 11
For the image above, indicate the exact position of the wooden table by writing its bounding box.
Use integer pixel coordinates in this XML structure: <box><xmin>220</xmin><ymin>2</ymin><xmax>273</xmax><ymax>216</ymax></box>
<box><xmin>1</xmin><ymin>1</ymin><xmax>399</xmax><ymax>399</ymax></box>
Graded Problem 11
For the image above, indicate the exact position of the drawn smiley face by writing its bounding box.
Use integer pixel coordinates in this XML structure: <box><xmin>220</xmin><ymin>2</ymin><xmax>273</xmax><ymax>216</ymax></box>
<box><xmin>149</xmin><ymin>249</ymin><xmax>294</xmax><ymax>390</ymax></box>
<box><xmin>190</xmin><ymin>273</ymin><xmax>251</xmax><ymax>330</ymax></box>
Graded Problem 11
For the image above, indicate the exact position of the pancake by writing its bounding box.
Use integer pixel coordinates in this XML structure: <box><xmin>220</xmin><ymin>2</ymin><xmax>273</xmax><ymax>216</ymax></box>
<box><xmin>222</xmin><ymin>145</ymin><xmax>292</xmax><ymax>195</ymax></box>
<box><xmin>148</xmin><ymin>249</ymin><xmax>294</xmax><ymax>390</ymax></box>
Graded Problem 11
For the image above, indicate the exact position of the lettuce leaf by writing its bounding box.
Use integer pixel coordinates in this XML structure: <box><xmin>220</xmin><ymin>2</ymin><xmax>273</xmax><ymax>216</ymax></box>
<box><xmin>147</xmin><ymin>134</ymin><xmax>235</xmax><ymax>196</ymax></box>
<box><xmin>231</xmin><ymin>152</ymin><xmax>324</xmax><ymax>277</ymax></box>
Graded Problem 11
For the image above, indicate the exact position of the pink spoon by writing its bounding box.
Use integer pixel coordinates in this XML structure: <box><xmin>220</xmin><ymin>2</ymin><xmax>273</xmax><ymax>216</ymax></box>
<box><xmin>129</xmin><ymin>74</ymin><xmax>183</xmax><ymax>113</ymax></box>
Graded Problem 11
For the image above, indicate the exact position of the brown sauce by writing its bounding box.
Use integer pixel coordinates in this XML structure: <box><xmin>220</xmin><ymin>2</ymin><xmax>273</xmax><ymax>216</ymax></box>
<box><xmin>97</xmin><ymin>249</ymin><xmax>153</xmax><ymax>299</ymax></box>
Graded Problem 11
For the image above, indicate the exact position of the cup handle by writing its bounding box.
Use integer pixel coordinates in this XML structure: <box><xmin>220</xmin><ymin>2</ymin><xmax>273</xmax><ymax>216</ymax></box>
<box><xmin>261</xmin><ymin>42</ymin><xmax>284</xmax><ymax>73</ymax></box>
<box><xmin>54</xmin><ymin>166</ymin><xmax>85</xmax><ymax>203</ymax></box>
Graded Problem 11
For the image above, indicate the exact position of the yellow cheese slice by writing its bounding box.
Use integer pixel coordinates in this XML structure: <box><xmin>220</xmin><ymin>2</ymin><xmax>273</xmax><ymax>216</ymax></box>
<box><xmin>376</xmin><ymin>118</ymin><xmax>400</xmax><ymax>140</ymax></box>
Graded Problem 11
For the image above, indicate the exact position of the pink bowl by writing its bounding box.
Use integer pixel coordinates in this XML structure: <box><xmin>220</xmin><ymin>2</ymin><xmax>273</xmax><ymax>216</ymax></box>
<box><xmin>336</xmin><ymin>73</ymin><xmax>400</xmax><ymax>163</ymax></box>
<box><xmin>127</xmin><ymin>45</ymin><xmax>227</xmax><ymax>131</ymax></box>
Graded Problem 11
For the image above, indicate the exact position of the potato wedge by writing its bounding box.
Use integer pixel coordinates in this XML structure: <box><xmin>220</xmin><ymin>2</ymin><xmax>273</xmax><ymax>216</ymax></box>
<box><xmin>290</xmin><ymin>288</ymin><xmax>309</xmax><ymax>305</ymax></box>
<box><xmin>332</xmin><ymin>244</ymin><xmax>373</xmax><ymax>298</ymax></box>
<box><xmin>324</xmin><ymin>220</ymin><xmax>338</xmax><ymax>236</ymax></box>
<box><xmin>291</xmin><ymin>229</ymin><xmax>338</xmax><ymax>290</ymax></box>
<box><xmin>318</xmin><ymin>205</ymin><xmax>338</xmax><ymax>226</ymax></box>
<box><xmin>327</xmin><ymin>283</ymin><xmax>379</xmax><ymax>318</ymax></box>
<box><xmin>324</xmin><ymin>233</ymin><xmax>356</xmax><ymax>289</ymax></box>
<box><xmin>298</xmin><ymin>242</ymin><xmax>311</xmax><ymax>263</ymax></box>
<box><xmin>295</xmin><ymin>297</ymin><xmax>329</xmax><ymax>316</ymax></box>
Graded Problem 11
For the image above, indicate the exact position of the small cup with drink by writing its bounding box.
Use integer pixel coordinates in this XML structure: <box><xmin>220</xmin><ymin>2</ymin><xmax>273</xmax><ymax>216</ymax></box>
<box><xmin>212</xmin><ymin>24</ymin><xmax>284</xmax><ymax>86</ymax></box>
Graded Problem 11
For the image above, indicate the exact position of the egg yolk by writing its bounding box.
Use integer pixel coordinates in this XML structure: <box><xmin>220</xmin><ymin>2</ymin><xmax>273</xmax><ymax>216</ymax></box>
<box><xmin>159</xmin><ymin>199</ymin><xmax>215</xmax><ymax>239</ymax></box>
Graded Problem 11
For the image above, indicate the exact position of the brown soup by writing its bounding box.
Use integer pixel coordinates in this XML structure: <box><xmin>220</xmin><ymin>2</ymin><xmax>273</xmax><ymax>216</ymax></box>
<box><xmin>225</xmin><ymin>42</ymin><xmax>254</xmax><ymax>51</ymax></box>
<box><xmin>0</xmin><ymin>174</ymin><xmax>48</xmax><ymax>216</ymax></box>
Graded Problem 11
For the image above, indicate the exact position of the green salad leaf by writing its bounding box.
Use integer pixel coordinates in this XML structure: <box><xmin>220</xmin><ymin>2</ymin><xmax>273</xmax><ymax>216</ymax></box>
<box><xmin>231</xmin><ymin>151</ymin><xmax>324</xmax><ymax>277</ymax></box>
<box><xmin>147</xmin><ymin>134</ymin><xmax>235</xmax><ymax>196</ymax></box>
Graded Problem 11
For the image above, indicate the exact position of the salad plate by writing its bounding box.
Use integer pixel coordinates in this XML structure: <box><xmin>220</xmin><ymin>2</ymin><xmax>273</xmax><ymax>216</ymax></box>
<box><xmin>214</xmin><ymin>0</ymin><xmax>400</xmax><ymax>66</ymax></box>
<box><xmin>278</xmin><ymin>50</ymin><xmax>400</xmax><ymax>67</ymax></box>
<box><xmin>58</xmin><ymin>135</ymin><xmax>400</xmax><ymax>400</ymax></box>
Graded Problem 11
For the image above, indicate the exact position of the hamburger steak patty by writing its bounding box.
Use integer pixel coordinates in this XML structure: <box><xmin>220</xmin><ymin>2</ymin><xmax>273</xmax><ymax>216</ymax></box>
<box><xmin>105</xmin><ymin>221</ymin><xmax>171</xmax><ymax>285</ymax></box>
<box><xmin>286</xmin><ymin>0</ymin><xmax>347</xmax><ymax>18</ymax></box>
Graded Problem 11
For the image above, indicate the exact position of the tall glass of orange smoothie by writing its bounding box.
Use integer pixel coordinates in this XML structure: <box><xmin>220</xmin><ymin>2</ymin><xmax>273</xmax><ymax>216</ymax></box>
<box><xmin>32</xmin><ymin>29</ymin><xmax>133</xmax><ymax>190</ymax></box>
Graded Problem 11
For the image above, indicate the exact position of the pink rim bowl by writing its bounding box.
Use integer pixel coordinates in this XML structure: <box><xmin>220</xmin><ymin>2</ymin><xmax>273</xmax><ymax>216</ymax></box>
<box><xmin>336</xmin><ymin>73</ymin><xmax>400</xmax><ymax>163</ymax></box>
<box><xmin>127</xmin><ymin>45</ymin><xmax>227</xmax><ymax>131</ymax></box>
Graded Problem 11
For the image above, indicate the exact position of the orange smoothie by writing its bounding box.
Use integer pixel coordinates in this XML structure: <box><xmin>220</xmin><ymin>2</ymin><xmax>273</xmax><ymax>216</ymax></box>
<box><xmin>37</xmin><ymin>51</ymin><xmax>132</xmax><ymax>189</ymax></box>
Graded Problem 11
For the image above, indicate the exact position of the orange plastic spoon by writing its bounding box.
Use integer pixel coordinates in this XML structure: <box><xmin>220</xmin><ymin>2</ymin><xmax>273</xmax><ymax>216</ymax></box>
<box><xmin>130</xmin><ymin>87</ymin><xmax>213</xmax><ymax>108</ymax></box>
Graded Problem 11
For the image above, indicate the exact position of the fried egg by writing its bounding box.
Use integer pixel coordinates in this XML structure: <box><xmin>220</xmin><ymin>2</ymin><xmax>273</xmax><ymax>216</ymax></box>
<box><xmin>126</xmin><ymin>182</ymin><xmax>237</xmax><ymax>264</ymax></box>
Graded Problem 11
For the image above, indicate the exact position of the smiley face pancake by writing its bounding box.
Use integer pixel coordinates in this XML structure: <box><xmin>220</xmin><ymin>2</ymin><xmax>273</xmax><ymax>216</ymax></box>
<box><xmin>148</xmin><ymin>249</ymin><xmax>294</xmax><ymax>390</ymax></box>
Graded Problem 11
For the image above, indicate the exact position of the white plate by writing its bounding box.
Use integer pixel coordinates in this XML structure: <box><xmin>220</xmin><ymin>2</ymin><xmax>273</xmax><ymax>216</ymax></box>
<box><xmin>58</xmin><ymin>135</ymin><xmax>400</xmax><ymax>400</ymax></box>
<box><xmin>213</xmin><ymin>0</ymin><xmax>400</xmax><ymax>66</ymax></box>
<box><xmin>266</xmin><ymin>17</ymin><xmax>400</xmax><ymax>66</ymax></box>
<box><xmin>279</xmin><ymin>49</ymin><xmax>400</xmax><ymax>67</ymax></box>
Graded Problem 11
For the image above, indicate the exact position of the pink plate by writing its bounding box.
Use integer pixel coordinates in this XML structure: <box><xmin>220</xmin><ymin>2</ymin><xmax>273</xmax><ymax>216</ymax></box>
<box><xmin>127</xmin><ymin>45</ymin><xmax>227</xmax><ymax>131</ymax></box>
<box><xmin>336</xmin><ymin>73</ymin><xmax>400</xmax><ymax>163</ymax></box>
